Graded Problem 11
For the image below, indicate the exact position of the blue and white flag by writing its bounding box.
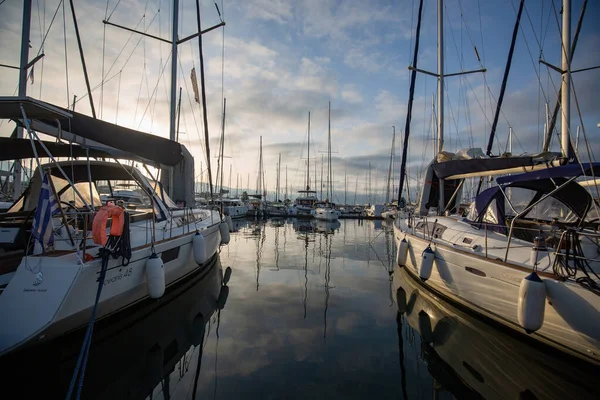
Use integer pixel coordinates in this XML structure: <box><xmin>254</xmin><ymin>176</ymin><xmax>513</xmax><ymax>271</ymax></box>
<box><xmin>31</xmin><ymin>173</ymin><xmax>60</xmax><ymax>251</ymax></box>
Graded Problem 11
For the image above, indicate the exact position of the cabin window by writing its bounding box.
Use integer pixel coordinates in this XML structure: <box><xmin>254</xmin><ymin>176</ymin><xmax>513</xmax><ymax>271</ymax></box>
<box><xmin>462</xmin><ymin>237</ymin><xmax>473</xmax><ymax>244</ymax></box>
<box><xmin>433</xmin><ymin>225</ymin><xmax>447</xmax><ymax>238</ymax></box>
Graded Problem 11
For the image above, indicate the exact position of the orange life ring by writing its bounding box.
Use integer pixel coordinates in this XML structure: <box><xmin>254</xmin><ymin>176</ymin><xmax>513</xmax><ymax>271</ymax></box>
<box><xmin>92</xmin><ymin>205</ymin><xmax>125</xmax><ymax>245</ymax></box>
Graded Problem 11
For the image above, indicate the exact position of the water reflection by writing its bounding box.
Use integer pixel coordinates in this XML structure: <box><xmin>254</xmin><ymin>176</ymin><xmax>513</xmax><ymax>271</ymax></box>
<box><xmin>2</xmin><ymin>259</ymin><xmax>230</xmax><ymax>400</ymax></box>
<box><xmin>392</xmin><ymin>265</ymin><xmax>599</xmax><ymax>399</ymax></box>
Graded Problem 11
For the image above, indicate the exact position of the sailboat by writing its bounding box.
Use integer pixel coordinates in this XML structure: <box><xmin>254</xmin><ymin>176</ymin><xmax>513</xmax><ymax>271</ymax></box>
<box><xmin>314</xmin><ymin>102</ymin><xmax>340</xmax><ymax>221</ymax></box>
<box><xmin>394</xmin><ymin>0</ymin><xmax>600</xmax><ymax>365</ymax></box>
<box><xmin>0</xmin><ymin>0</ymin><xmax>230</xmax><ymax>356</ymax></box>
<box><xmin>292</xmin><ymin>112</ymin><xmax>320</xmax><ymax>217</ymax></box>
<box><xmin>382</xmin><ymin>127</ymin><xmax>398</xmax><ymax>219</ymax></box>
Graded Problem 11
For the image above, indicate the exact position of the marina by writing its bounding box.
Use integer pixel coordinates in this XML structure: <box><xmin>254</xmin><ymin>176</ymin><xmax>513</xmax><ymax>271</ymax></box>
<box><xmin>2</xmin><ymin>218</ymin><xmax>598</xmax><ymax>399</ymax></box>
<box><xmin>1</xmin><ymin>0</ymin><xmax>600</xmax><ymax>398</ymax></box>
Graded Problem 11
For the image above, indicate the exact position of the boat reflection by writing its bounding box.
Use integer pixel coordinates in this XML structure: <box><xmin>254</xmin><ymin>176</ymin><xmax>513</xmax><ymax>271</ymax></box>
<box><xmin>2</xmin><ymin>258</ymin><xmax>231</xmax><ymax>400</ymax></box>
<box><xmin>312</xmin><ymin>219</ymin><xmax>341</xmax><ymax>234</ymax></box>
<box><xmin>231</xmin><ymin>217</ymin><xmax>253</xmax><ymax>232</ymax></box>
<box><xmin>392</xmin><ymin>265</ymin><xmax>599</xmax><ymax>400</ymax></box>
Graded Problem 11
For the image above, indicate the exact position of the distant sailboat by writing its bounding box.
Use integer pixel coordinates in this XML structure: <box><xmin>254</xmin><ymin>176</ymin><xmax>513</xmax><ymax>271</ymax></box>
<box><xmin>314</xmin><ymin>102</ymin><xmax>339</xmax><ymax>221</ymax></box>
<box><xmin>292</xmin><ymin>112</ymin><xmax>320</xmax><ymax>217</ymax></box>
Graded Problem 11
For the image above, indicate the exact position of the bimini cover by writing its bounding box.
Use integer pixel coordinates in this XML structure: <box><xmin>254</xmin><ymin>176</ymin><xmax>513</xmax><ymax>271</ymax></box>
<box><xmin>469</xmin><ymin>186</ymin><xmax>507</xmax><ymax>235</ymax></box>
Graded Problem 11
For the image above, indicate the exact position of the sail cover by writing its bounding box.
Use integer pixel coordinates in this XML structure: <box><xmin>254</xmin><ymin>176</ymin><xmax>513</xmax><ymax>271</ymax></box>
<box><xmin>0</xmin><ymin>97</ymin><xmax>185</xmax><ymax>166</ymax></box>
<box><xmin>0</xmin><ymin>137</ymin><xmax>112</xmax><ymax>161</ymax></box>
<box><xmin>431</xmin><ymin>149</ymin><xmax>564</xmax><ymax>180</ymax></box>
<box><xmin>496</xmin><ymin>162</ymin><xmax>600</xmax><ymax>185</ymax></box>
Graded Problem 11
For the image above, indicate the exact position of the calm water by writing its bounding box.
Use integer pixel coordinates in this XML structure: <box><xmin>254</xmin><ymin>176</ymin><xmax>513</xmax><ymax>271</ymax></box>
<box><xmin>4</xmin><ymin>218</ymin><xmax>599</xmax><ymax>399</ymax></box>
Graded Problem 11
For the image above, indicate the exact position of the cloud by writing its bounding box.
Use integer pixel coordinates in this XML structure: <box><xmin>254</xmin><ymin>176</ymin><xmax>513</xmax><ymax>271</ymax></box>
<box><xmin>340</xmin><ymin>85</ymin><xmax>363</xmax><ymax>104</ymax></box>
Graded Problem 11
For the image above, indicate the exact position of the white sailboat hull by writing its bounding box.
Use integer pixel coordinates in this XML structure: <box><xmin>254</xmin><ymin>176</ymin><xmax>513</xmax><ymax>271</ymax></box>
<box><xmin>313</xmin><ymin>207</ymin><xmax>339</xmax><ymax>221</ymax></box>
<box><xmin>0</xmin><ymin>210</ymin><xmax>223</xmax><ymax>356</ymax></box>
<box><xmin>393</xmin><ymin>216</ymin><xmax>600</xmax><ymax>364</ymax></box>
<box><xmin>223</xmin><ymin>205</ymin><xmax>249</xmax><ymax>219</ymax></box>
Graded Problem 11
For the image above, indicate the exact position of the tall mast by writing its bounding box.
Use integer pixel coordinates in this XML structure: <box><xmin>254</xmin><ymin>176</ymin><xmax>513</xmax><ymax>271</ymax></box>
<box><xmin>228</xmin><ymin>164</ymin><xmax>232</xmax><ymax>197</ymax></box>
<box><xmin>219</xmin><ymin>98</ymin><xmax>226</xmax><ymax>205</ymax></box>
<box><xmin>437</xmin><ymin>0</ymin><xmax>444</xmax><ymax>155</ymax></box>
<box><xmin>285</xmin><ymin>165</ymin><xmax>288</xmax><ymax>200</ymax></box>
<box><xmin>328</xmin><ymin>101</ymin><xmax>332</xmax><ymax>201</ymax></box>
<box><xmin>14</xmin><ymin>0</ymin><xmax>32</xmax><ymax>200</ymax></box>
<box><xmin>170</xmin><ymin>0</ymin><xmax>179</xmax><ymax>142</ymax></box>
<box><xmin>561</xmin><ymin>0</ymin><xmax>571</xmax><ymax>157</ymax></box>
<box><xmin>437</xmin><ymin>0</ymin><xmax>445</xmax><ymax>212</ymax></box>
<box><xmin>386</xmin><ymin>126</ymin><xmax>395</xmax><ymax>203</ymax></box>
<box><xmin>320</xmin><ymin>154</ymin><xmax>324</xmax><ymax>200</ymax></box>
<box><xmin>277</xmin><ymin>153</ymin><xmax>281</xmax><ymax>201</ymax></box>
<box><xmin>307</xmin><ymin>112</ymin><xmax>311</xmax><ymax>190</ymax></box>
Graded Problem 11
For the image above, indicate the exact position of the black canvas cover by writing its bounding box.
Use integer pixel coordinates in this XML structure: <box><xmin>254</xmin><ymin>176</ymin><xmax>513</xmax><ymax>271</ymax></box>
<box><xmin>0</xmin><ymin>137</ymin><xmax>112</xmax><ymax>161</ymax></box>
<box><xmin>1</xmin><ymin>97</ymin><xmax>185</xmax><ymax>166</ymax></box>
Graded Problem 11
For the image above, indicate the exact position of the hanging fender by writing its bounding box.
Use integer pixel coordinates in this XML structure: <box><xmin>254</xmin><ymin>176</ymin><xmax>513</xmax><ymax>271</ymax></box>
<box><xmin>92</xmin><ymin>205</ymin><xmax>125</xmax><ymax>245</ymax></box>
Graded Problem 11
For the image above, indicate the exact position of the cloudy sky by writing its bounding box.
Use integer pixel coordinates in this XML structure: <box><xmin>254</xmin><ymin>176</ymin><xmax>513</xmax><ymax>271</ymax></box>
<box><xmin>1</xmin><ymin>0</ymin><xmax>599</xmax><ymax>204</ymax></box>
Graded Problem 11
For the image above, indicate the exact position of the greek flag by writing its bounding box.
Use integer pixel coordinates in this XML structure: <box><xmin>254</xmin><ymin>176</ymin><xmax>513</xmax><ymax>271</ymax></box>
<box><xmin>31</xmin><ymin>173</ymin><xmax>60</xmax><ymax>251</ymax></box>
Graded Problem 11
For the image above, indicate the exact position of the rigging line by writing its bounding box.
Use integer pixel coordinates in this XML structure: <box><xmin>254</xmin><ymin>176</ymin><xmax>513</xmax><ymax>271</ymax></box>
<box><xmin>522</xmin><ymin>1</ymin><xmax>543</xmax><ymax>51</ymax></box>
<box><xmin>36</xmin><ymin>0</ymin><xmax>43</xmax><ymax>46</ymax></box>
<box><xmin>456</xmin><ymin>0</ymin><xmax>484</xmax><ymax>69</ymax></box>
<box><xmin>513</xmin><ymin>0</ymin><xmax>553</xmax><ymax>107</ymax></box>
<box><xmin>106</xmin><ymin>0</ymin><xmax>122</xmax><ymax>20</ymax></box>
<box><xmin>101</xmin><ymin>11</ymin><xmax>158</xmax><ymax>87</ymax></box>
<box><xmin>178</xmin><ymin>55</ymin><xmax>208</xmax><ymax>164</ymax></box>
<box><xmin>136</xmin><ymin>51</ymin><xmax>172</xmax><ymax>129</ymax></box>
<box><xmin>572</xmin><ymin>78</ymin><xmax>595</xmax><ymax>163</ymax></box>
<box><xmin>540</xmin><ymin>1</ymin><xmax>554</xmax><ymax>52</ymax></box>
<box><xmin>39</xmin><ymin>0</ymin><xmax>46</xmax><ymax>98</ymax></box>
<box><xmin>62</xmin><ymin>0</ymin><xmax>69</xmax><ymax>108</ymax></box>
<box><xmin>34</xmin><ymin>0</ymin><xmax>63</xmax><ymax>59</ymax></box>
<box><xmin>100</xmin><ymin>0</ymin><xmax>110</xmax><ymax>120</ymax></box>
<box><xmin>221</xmin><ymin>1</ymin><xmax>225</xmax><ymax>120</ymax></box>
<box><xmin>74</xmin><ymin>10</ymin><xmax>159</xmax><ymax>104</ymax></box>
<box><xmin>115</xmin><ymin>70</ymin><xmax>122</xmax><ymax>123</ymax></box>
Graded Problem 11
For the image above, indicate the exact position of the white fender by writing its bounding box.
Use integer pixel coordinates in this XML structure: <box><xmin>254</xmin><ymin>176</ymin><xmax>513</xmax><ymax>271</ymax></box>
<box><xmin>145</xmin><ymin>253</ymin><xmax>165</xmax><ymax>299</ymax></box>
<box><xmin>396</xmin><ymin>238</ymin><xmax>409</xmax><ymax>266</ymax></box>
<box><xmin>192</xmin><ymin>231</ymin><xmax>207</xmax><ymax>265</ymax></box>
<box><xmin>225</xmin><ymin>215</ymin><xmax>233</xmax><ymax>232</ymax></box>
<box><xmin>517</xmin><ymin>272</ymin><xmax>546</xmax><ymax>333</ymax></box>
<box><xmin>419</xmin><ymin>246</ymin><xmax>435</xmax><ymax>281</ymax></box>
<box><xmin>220</xmin><ymin>221</ymin><xmax>231</xmax><ymax>245</ymax></box>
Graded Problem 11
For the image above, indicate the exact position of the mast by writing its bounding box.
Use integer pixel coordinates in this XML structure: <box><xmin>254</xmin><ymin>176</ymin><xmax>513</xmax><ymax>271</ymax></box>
<box><xmin>561</xmin><ymin>0</ymin><xmax>571</xmax><ymax>158</ymax></box>
<box><xmin>218</xmin><ymin>98</ymin><xmax>226</xmax><ymax>207</ymax></box>
<box><xmin>344</xmin><ymin>168</ymin><xmax>347</xmax><ymax>205</ymax></box>
<box><xmin>386</xmin><ymin>126</ymin><xmax>395</xmax><ymax>203</ymax></box>
<box><xmin>485</xmin><ymin>0</ymin><xmax>524</xmax><ymax>157</ymax></box>
<box><xmin>397</xmin><ymin>0</ymin><xmax>425</xmax><ymax>206</ymax></box>
<box><xmin>307</xmin><ymin>112</ymin><xmax>311</xmax><ymax>190</ymax></box>
<box><xmin>320</xmin><ymin>154</ymin><xmax>324</xmax><ymax>200</ymax></box>
<box><xmin>228</xmin><ymin>164</ymin><xmax>232</xmax><ymax>197</ymax></box>
<box><xmin>170</xmin><ymin>0</ymin><xmax>179</xmax><ymax>142</ymax></box>
<box><xmin>277</xmin><ymin>153</ymin><xmax>281</xmax><ymax>201</ymax></box>
<box><xmin>328</xmin><ymin>101</ymin><xmax>332</xmax><ymax>201</ymax></box>
<box><xmin>285</xmin><ymin>165</ymin><xmax>288</xmax><ymax>200</ymax></box>
<box><xmin>437</xmin><ymin>0</ymin><xmax>445</xmax><ymax>212</ymax></box>
<box><xmin>14</xmin><ymin>0</ymin><xmax>32</xmax><ymax>200</ymax></box>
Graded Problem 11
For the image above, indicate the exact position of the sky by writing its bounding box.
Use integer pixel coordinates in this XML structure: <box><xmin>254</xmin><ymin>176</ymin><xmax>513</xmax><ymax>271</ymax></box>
<box><xmin>1</xmin><ymin>0</ymin><xmax>599</xmax><ymax>205</ymax></box>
